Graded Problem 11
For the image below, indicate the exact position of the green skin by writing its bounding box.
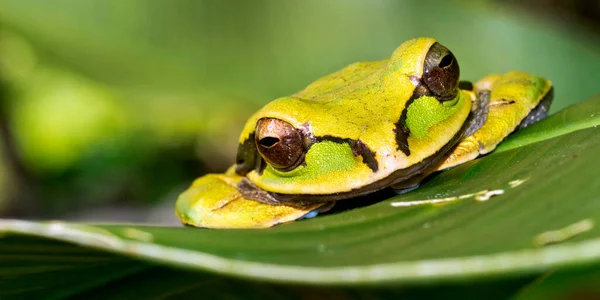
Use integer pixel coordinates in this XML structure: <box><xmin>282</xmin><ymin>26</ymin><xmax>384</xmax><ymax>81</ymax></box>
<box><xmin>175</xmin><ymin>37</ymin><xmax>553</xmax><ymax>229</ymax></box>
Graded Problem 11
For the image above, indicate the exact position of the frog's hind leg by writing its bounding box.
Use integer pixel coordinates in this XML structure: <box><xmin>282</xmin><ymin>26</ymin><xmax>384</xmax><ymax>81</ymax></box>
<box><xmin>517</xmin><ymin>87</ymin><xmax>554</xmax><ymax>129</ymax></box>
<box><xmin>436</xmin><ymin>72</ymin><xmax>553</xmax><ymax>171</ymax></box>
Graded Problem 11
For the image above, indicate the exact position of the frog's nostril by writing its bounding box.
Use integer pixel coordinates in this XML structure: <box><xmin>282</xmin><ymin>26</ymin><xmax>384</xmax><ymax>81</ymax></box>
<box><xmin>259</xmin><ymin>137</ymin><xmax>280</xmax><ymax>148</ymax></box>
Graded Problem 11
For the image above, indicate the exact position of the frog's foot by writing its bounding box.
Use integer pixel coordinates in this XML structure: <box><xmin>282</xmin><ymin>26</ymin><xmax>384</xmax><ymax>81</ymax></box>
<box><xmin>299</xmin><ymin>201</ymin><xmax>336</xmax><ymax>220</ymax></box>
<box><xmin>518</xmin><ymin>87</ymin><xmax>554</xmax><ymax>129</ymax></box>
<box><xmin>175</xmin><ymin>172</ymin><xmax>327</xmax><ymax>229</ymax></box>
<box><xmin>392</xmin><ymin>183</ymin><xmax>421</xmax><ymax>195</ymax></box>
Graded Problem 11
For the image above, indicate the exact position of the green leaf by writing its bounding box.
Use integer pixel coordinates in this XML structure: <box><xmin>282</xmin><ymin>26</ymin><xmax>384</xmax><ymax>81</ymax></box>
<box><xmin>1</xmin><ymin>95</ymin><xmax>600</xmax><ymax>298</ymax></box>
<box><xmin>0</xmin><ymin>235</ymin><xmax>536</xmax><ymax>300</ymax></box>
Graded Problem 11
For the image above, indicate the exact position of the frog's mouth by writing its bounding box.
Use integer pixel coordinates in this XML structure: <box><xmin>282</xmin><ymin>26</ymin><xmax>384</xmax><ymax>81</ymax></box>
<box><xmin>237</xmin><ymin>90</ymin><xmax>491</xmax><ymax>206</ymax></box>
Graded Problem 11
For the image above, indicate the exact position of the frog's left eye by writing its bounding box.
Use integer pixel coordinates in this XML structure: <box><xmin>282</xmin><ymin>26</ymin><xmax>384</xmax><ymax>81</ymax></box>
<box><xmin>255</xmin><ymin>118</ymin><xmax>305</xmax><ymax>171</ymax></box>
<box><xmin>423</xmin><ymin>42</ymin><xmax>460</xmax><ymax>101</ymax></box>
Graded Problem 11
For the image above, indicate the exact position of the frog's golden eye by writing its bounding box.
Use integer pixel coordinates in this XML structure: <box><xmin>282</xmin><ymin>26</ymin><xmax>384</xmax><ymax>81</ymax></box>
<box><xmin>423</xmin><ymin>42</ymin><xmax>460</xmax><ymax>101</ymax></box>
<box><xmin>255</xmin><ymin>118</ymin><xmax>305</xmax><ymax>171</ymax></box>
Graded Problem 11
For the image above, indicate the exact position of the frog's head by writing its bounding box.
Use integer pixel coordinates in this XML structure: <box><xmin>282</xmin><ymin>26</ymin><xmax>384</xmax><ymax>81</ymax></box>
<box><xmin>234</xmin><ymin>37</ymin><xmax>472</xmax><ymax>203</ymax></box>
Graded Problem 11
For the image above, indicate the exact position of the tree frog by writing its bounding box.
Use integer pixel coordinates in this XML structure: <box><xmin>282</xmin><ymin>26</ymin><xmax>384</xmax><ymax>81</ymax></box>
<box><xmin>175</xmin><ymin>37</ymin><xmax>553</xmax><ymax>229</ymax></box>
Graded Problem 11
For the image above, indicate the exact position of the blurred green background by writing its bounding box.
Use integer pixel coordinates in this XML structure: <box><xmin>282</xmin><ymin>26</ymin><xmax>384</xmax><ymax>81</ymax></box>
<box><xmin>0</xmin><ymin>0</ymin><xmax>598</xmax><ymax>223</ymax></box>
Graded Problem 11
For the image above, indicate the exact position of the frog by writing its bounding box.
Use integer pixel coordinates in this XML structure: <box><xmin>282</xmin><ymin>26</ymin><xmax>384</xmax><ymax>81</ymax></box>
<box><xmin>175</xmin><ymin>37</ymin><xmax>553</xmax><ymax>229</ymax></box>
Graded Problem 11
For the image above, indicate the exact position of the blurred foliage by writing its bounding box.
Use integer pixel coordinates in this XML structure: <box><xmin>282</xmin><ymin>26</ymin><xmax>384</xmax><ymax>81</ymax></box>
<box><xmin>0</xmin><ymin>0</ymin><xmax>598</xmax><ymax>218</ymax></box>
<box><xmin>504</xmin><ymin>0</ymin><xmax>600</xmax><ymax>35</ymax></box>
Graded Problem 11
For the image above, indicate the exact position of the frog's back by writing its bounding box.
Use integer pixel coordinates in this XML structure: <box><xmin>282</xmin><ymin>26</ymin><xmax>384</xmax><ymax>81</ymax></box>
<box><xmin>294</xmin><ymin>60</ymin><xmax>386</xmax><ymax>101</ymax></box>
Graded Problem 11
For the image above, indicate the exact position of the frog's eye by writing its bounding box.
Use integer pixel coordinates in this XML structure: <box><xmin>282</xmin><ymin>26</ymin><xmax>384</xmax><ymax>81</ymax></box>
<box><xmin>255</xmin><ymin>118</ymin><xmax>305</xmax><ymax>171</ymax></box>
<box><xmin>423</xmin><ymin>42</ymin><xmax>460</xmax><ymax>101</ymax></box>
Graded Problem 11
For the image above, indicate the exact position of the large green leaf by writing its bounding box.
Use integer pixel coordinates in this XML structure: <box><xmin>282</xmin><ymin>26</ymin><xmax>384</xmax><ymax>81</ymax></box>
<box><xmin>0</xmin><ymin>235</ymin><xmax>540</xmax><ymax>300</ymax></box>
<box><xmin>1</xmin><ymin>96</ymin><xmax>600</xmax><ymax>298</ymax></box>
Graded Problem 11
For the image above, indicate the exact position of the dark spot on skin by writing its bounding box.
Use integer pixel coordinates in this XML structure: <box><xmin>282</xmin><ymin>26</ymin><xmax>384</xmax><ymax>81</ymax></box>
<box><xmin>393</xmin><ymin>122</ymin><xmax>411</xmax><ymax>156</ymax></box>
<box><xmin>352</xmin><ymin>140</ymin><xmax>379</xmax><ymax>172</ymax></box>
<box><xmin>458</xmin><ymin>81</ymin><xmax>474</xmax><ymax>91</ymax></box>
<box><xmin>478</xmin><ymin>140</ymin><xmax>485</xmax><ymax>151</ymax></box>
<box><xmin>503</xmin><ymin>77</ymin><xmax>535</xmax><ymax>87</ymax></box>
<box><xmin>496</xmin><ymin>99</ymin><xmax>516</xmax><ymax>105</ymax></box>
<box><xmin>315</xmin><ymin>136</ymin><xmax>379</xmax><ymax>172</ymax></box>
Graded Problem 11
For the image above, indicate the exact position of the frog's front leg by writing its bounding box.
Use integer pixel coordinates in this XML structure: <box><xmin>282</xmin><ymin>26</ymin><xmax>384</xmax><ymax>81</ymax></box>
<box><xmin>437</xmin><ymin>72</ymin><xmax>553</xmax><ymax>171</ymax></box>
<box><xmin>175</xmin><ymin>166</ymin><xmax>330</xmax><ymax>228</ymax></box>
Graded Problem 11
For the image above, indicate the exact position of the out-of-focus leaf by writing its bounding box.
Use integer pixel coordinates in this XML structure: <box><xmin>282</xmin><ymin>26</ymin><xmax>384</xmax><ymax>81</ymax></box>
<box><xmin>514</xmin><ymin>266</ymin><xmax>600</xmax><ymax>300</ymax></box>
<box><xmin>1</xmin><ymin>1</ymin><xmax>599</xmax><ymax>112</ymax></box>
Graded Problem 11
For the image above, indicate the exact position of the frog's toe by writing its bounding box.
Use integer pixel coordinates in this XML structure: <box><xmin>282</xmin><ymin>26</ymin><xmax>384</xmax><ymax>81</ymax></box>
<box><xmin>392</xmin><ymin>183</ymin><xmax>421</xmax><ymax>195</ymax></box>
<box><xmin>300</xmin><ymin>209</ymin><xmax>320</xmax><ymax>220</ymax></box>
<box><xmin>299</xmin><ymin>201</ymin><xmax>336</xmax><ymax>220</ymax></box>
<box><xmin>175</xmin><ymin>173</ymin><xmax>329</xmax><ymax>228</ymax></box>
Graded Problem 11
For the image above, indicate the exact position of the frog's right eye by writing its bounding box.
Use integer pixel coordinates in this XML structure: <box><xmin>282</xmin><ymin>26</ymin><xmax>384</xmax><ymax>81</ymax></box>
<box><xmin>423</xmin><ymin>42</ymin><xmax>460</xmax><ymax>101</ymax></box>
<box><xmin>255</xmin><ymin>118</ymin><xmax>305</xmax><ymax>171</ymax></box>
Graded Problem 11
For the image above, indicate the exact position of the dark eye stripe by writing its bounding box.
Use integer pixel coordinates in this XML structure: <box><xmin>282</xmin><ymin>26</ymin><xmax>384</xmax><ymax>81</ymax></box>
<box><xmin>392</xmin><ymin>84</ymin><xmax>431</xmax><ymax>156</ymax></box>
<box><xmin>235</xmin><ymin>133</ymin><xmax>261</xmax><ymax>175</ymax></box>
<box><xmin>314</xmin><ymin>136</ymin><xmax>379</xmax><ymax>172</ymax></box>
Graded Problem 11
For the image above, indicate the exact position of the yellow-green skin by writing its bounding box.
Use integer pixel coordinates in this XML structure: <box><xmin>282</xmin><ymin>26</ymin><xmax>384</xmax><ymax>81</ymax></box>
<box><xmin>241</xmin><ymin>38</ymin><xmax>471</xmax><ymax>195</ymax></box>
<box><xmin>175</xmin><ymin>37</ymin><xmax>552</xmax><ymax>229</ymax></box>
